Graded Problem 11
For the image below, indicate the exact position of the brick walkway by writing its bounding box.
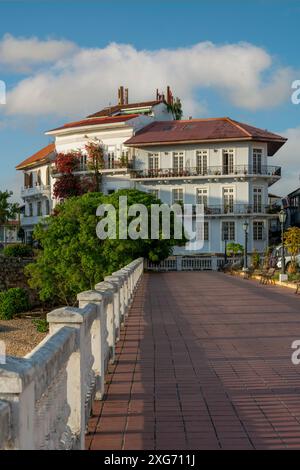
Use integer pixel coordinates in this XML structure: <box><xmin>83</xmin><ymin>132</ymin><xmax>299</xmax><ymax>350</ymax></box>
<box><xmin>87</xmin><ymin>272</ymin><xmax>300</xmax><ymax>450</ymax></box>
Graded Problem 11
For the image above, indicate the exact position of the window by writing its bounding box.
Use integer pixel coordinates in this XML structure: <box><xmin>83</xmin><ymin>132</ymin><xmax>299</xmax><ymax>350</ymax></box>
<box><xmin>149</xmin><ymin>189</ymin><xmax>159</xmax><ymax>199</ymax></box>
<box><xmin>253</xmin><ymin>188</ymin><xmax>263</xmax><ymax>212</ymax></box>
<box><xmin>196</xmin><ymin>188</ymin><xmax>208</xmax><ymax>207</ymax></box>
<box><xmin>253</xmin><ymin>148</ymin><xmax>263</xmax><ymax>174</ymax></box>
<box><xmin>172</xmin><ymin>188</ymin><xmax>183</xmax><ymax>204</ymax></box>
<box><xmin>253</xmin><ymin>221</ymin><xmax>264</xmax><ymax>240</ymax></box>
<box><xmin>37</xmin><ymin>201</ymin><xmax>42</xmax><ymax>216</ymax></box>
<box><xmin>45</xmin><ymin>199</ymin><xmax>50</xmax><ymax>215</ymax></box>
<box><xmin>196</xmin><ymin>150</ymin><xmax>208</xmax><ymax>175</ymax></box>
<box><xmin>223</xmin><ymin>187</ymin><xmax>234</xmax><ymax>213</ymax></box>
<box><xmin>28</xmin><ymin>203</ymin><xmax>33</xmax><ymax>217</ymax></box>
<box><xmin>148</xmin><ymin>153</ymin><xmax>159</xmax><ymax>171</ymax></box>
<box><xmin>173</xmin><ymin>152</ymin><xmax>184</xmax><ymax>173</ymax></box>
<box><xmin>79</xmin><ymin>154</ymin><xmax>87</xmax><ymax>170</ymax></box>
<box><xmin>222</xmin><ymin>149</ymin><xmax>234</xmax><ymax>175</ymax></box>
<box><xmin>108</xmin><ymin>150</ymin><xmax>115</xmax><ymax>169</ymax></box>
<box><xmin>222</xmin><ymin>221</ymin><xmax>235</xmax><ymax>241</ymax></box>
<box><xmin>201</xmin><ymin>221</ymin><xmax>209</xmax><ymax>241</ymax></box>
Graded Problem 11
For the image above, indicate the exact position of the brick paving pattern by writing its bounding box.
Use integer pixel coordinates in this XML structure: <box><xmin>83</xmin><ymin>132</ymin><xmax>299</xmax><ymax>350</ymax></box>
<box><xmin>87</xmin><ymin>272</ymin><xmax>300</xmax><ymax>450</ymax></box>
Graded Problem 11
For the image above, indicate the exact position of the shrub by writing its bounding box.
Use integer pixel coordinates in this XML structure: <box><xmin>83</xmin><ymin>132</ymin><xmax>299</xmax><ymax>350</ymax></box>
<box><xmin>3</xmin><ymin>243</ymin><xmax>33</xmax><ymax>258</ymax></box>
<box><xmin>32</xmin><ymin>319</ymin><xmax>49</xmax><ymax>333</ymax></box>
<box><xmin>0</xmin><ymin>288</ymin><xmax>30</xmax><ymax>320</ymax></box>
<box><xmin>251</xmin><ymin>249</ymin><xmax>260</xmax><ymax>269</ymax></box>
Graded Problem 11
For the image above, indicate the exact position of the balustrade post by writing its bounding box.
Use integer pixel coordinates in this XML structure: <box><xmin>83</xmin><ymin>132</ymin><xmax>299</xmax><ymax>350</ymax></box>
<box><xmin>47</xmin><ymin>307</ymin><xmax>88</xmax><ymax>450</ymax></box>
<box><xmin>94</xmin><ymin>283</ymin><xmax>116</xmax><ymax>364</ymax></box>
<box><xmin>77</xmin><ymin>291</ymin><xmax>108</xmax><ymax>400</ymax></box>
<box><xmin>0</xmin><ymin>359</ymin><xmax>35</xmax><ymax>449</ymax></box>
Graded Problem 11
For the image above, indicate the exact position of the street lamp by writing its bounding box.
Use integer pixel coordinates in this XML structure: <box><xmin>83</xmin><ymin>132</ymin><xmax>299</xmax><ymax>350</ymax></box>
<box><xmin>279</xmin><ymin>209</ymin><xmax>287</xmax><ymax>276</ymax></box>
<box><xmin>243</xmin><ymin>221</ymin><xmax>249</xmax><ymax>271</ymax></box>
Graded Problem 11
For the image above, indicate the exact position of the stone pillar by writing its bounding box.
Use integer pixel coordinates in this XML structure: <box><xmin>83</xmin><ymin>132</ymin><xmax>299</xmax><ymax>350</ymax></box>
<box><xmin>0</xmin><ymin>359</ymin><xmax>35</xmax><ymax>450</ymax></box>
<box><xmin>47</xmin><ymin>306</ymin><xmax>88</xmax><ymax>450</ymax></box>
<box><xmin>94</xmin><ymin>283</ymin><xmax>115</xmax><ymax>364</ymax></box>
<box><xmin>77</xmin><ymin>290</ymin><xmax>107</xmax><ymax>400</ymax></box>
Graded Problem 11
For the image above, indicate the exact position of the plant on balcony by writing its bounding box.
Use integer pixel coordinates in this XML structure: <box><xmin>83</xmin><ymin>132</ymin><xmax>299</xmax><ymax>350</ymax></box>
<box><xmin>284</xmin><ymin>227</ymin><xmax>300</xmax><ymax>274</ymax></box>
<box><xmin>85</xmin><ymin>139</ymin><xmax>105</xmax><ymax>191</ymax></box>
<box><xmin>26</xmin><ymin>189</ymin><xmax>185</xmax><ymax>304</ymax></box>
<box><xmin>167</xmin><ymin>97</ymin><xmax>183</xmax><ymax>120</ymax></box>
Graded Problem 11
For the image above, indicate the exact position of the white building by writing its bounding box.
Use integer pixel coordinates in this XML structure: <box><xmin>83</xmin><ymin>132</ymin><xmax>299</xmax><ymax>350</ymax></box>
<box><xmin>16</xmin><ymin>93</ymin><xmax>175</xmax><ymax>242</ymax></box>
<box><xmin>16</xmin><ymin>143</ymin><xmax>55</xmax><ymax>243</ymax></box>
<box><xmin>125</xmin><ymin>118</ymin><xmax>286</xmax><ymax>255</ymax></box>
<box><xmin>16</xmin><ymin>91</ymin><xmax>286</xmax><ymax>255</ymax></box>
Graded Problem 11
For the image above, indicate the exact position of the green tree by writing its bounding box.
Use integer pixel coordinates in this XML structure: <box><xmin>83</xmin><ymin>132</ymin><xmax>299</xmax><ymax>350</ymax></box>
<box><xmin>284</xmin><ymin>227</ymin><xmax>300</xmax><ymax>273</ymax></box>
<box><xmin>226</xmin><ymin>242</ymin><xmax>244</xmax><ymax>258</ymax></box>
<box><xmin>0</xmin><ymin>190</ymin><xmax>19</xmax><ymax>224</ymax></box>
<box><xmin>26</xmin><ymin>189</ymin><xmax>185</xmax><ymax>305</ymax></box>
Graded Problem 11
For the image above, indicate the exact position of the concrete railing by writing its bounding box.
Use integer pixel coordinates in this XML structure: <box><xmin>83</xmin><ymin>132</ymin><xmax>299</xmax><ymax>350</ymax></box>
<box><xmin>0</xmin><ymin>258</ymin><xmax>144</xmax><ymax>450</ymax></box>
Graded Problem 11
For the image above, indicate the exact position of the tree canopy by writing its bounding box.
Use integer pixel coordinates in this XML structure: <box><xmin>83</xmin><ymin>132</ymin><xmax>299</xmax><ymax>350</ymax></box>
<box><xmin>0</xmin><ymin>190</ymin><xmax>19</xmax><ymax>225</ymax></box>
<box><xmin>26</xmin><ymin>189</ymin><xmax>185</xmax><ymax>305</ymax></box>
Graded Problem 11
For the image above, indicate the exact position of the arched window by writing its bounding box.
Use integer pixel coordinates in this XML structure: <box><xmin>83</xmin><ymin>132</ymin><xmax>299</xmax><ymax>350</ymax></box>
<box><xmin>45</xmin><ymin>199</ymin><xmax>50</xmax><ymax>215</ymax></box>
<box><xmin>29</xmin><ymin>173</ymin><xmax>33</xmax><ymax>188</ymax></box>
<box><xmin>37</xmin><ymin>170</ymin><xmax>42</xmax><ymax>186</ymax></box>
<box><xmin>46</xmin><ymin>166</ymin><xmax>51</xmax><ymax>186</ymax></box>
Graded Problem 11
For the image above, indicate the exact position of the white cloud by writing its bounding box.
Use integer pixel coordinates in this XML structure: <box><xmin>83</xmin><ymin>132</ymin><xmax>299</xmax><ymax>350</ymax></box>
<box><xmin>2</xmin><ymin>40</ymin><xmax>296</xmax><ymax>117</ymax></box>
<box><xmin>0</xmin><ymin>34</ymin><xmax>77</xmax><ymax>72</ymax></box>
<box><xmin>271</xmin><ymin>126</ymin><xmax>300</xmax><ymax>196</ymax></box>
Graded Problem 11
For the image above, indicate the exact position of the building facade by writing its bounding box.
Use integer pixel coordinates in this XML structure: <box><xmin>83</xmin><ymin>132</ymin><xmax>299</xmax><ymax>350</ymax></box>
<box><xmin>16</xmin><ymin>91</ymin><xmax>286</xmax><ymax>255</ymax></box>
<box><xmin>16</xmin><ymin>144</ymin><xmax>55</xmax><ymax>243</ymax></box>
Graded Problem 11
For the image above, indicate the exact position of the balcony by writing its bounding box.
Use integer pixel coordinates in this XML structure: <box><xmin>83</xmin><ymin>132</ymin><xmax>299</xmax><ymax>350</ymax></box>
<box><xmin>130</xmin><ymin>165</ymin><xmax>281</xmax><ymax>180</ymax></box>
<box><xmin>21</xmin><ymin>184</ymin><xmax>51</xmax><ymax>198</ymax></box>
<box><xmin>51</xmin><ymin>160</ymin><xmax>134</xmax><ymax>177</ymax></box>
<box><xmin>21</xmin><ymin>214</ymin><xmax>49</xmax><ymax>226</ymax></box>
<box><xmin>198</xmin><ymin>203</ymin><xmax>281</xmax><ymax>216</ymax></box>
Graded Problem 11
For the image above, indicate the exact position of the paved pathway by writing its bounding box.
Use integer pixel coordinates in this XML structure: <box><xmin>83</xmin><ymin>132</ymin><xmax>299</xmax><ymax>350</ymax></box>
<box><xmin>87</xmin><ymin>272</ymin><xmax>300</xmax><ymax>450</ymax></box>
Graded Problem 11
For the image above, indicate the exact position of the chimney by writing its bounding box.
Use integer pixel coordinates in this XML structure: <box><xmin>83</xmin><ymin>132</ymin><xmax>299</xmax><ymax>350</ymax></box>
<box><xmin>125</xmin><ymin>88</ymin><xmax>129</xmax><ymax>105</ymax></box>
<box><xmin>118</xmin><ymin>86</ymin><xmax>124</xmax><ymax>105</ymax></box>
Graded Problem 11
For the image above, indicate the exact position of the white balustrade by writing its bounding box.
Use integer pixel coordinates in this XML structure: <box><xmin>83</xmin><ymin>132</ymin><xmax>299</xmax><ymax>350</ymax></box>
<box><xmin>0</xmin><ymin>257</ymin><xmax>144</xmax><ymax>450</ymax></box>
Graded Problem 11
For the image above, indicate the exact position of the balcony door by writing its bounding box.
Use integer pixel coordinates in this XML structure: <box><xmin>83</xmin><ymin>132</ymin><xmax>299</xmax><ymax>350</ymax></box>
<box><xmin>196</xmin><ymin>188</ymin><xmax>208</xmax><ymax>208</ymax></box>
<box><xmin>253</xmin><ymin>188</ymin><xmax>263</xmax><ymax>213</ymax></box>
<box><xmin>253</xmin><ymin>148</ymin><xmax>262</xmax><ymax>174</ymax></box>
<box><xmin>196</xmin><ymin>150</ymin><xmax>208</xmax><ymax>175</ymax></box>
<box><xmin>223</xmin><ymin>187</ymin><xmax>234</xmax><ymax>213</ymax></box>
<box><xmin>222</xmin><ymin>149</ymin><xmax>234</xmax><ymax>175</ymax></box>
<box><xmin>173</xmin><ymin>152</ymin><xmax>184</xmax><ymax>174</ymax></box>
<box><xmin>148</xmin><ymin>153</ymin><xmax>159</xmax><ymax>172</ymax></box>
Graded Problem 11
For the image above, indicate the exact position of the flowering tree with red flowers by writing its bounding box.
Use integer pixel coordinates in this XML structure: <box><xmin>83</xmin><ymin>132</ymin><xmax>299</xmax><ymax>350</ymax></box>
<box><xmin>53</xmin><ymin>151</ymin><xmax>82</xmax><ymax>200</ymax></box>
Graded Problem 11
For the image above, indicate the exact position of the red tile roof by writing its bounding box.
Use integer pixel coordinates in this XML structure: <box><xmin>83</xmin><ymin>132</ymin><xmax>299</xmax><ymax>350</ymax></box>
<box><xmin>125</xmin><ymin>117</ymin><xmax>287</xmax><ymax>155</ymax></box>
<box><xmin>47</xmin><ymin>114</ymin><xmax>139</xmax><ymax>133</ymax></box>
<box><xmin>16</xmin><ymin>143</ymin><xmax>55</xmax><ymax>170</ymax></box>
<box><xmin>87</xmin><ymin>100</ymin><xmax>164</xmax><ymax>118</ymax></box>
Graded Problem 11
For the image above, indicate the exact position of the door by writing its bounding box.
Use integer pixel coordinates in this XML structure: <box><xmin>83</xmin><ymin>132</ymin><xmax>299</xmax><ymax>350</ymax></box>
<box><xmin>222</xmin><ymin>149</ymin><xmax>234</xmax><ymax>175</ymax></box>
<box><xmin>223</xmin><ymin>188</ymin><xmax>234</xmax><ymax>213</ymax></box>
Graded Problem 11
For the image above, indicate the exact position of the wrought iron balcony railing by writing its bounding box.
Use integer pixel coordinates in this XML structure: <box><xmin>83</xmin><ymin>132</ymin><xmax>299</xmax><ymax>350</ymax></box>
<box><xmin>198</xmin><ymin>203</ymin><xmax>281</xmax><ymax>216</ymax></box>
<box><xmin>52</xmin><ymin>160</ymin><xmax>134</xmax><ymax>176</ymax></box>
<box><xmin>130</xmin><ymin>165</ymin><xmax>281</xmax><ymax>179</ymax></box>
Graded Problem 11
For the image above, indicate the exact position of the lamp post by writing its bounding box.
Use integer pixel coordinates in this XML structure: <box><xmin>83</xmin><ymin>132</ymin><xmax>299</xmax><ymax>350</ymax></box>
<box><xmin>243</xmin><ymin>221</ymin><xmax>249</xmax><ymax>271</ymax></box>
<box><xmin>279</xmin><ymin>209</ymin><xmax>287</xmax><ymax>279</ymax></box>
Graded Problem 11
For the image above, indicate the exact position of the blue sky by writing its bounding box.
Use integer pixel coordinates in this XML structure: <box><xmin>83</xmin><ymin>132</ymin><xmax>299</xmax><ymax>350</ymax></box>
<box><xmin>0</xmin><ymin>0</ymin><xmax>300</xmax><ymax>198</ymax></box>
